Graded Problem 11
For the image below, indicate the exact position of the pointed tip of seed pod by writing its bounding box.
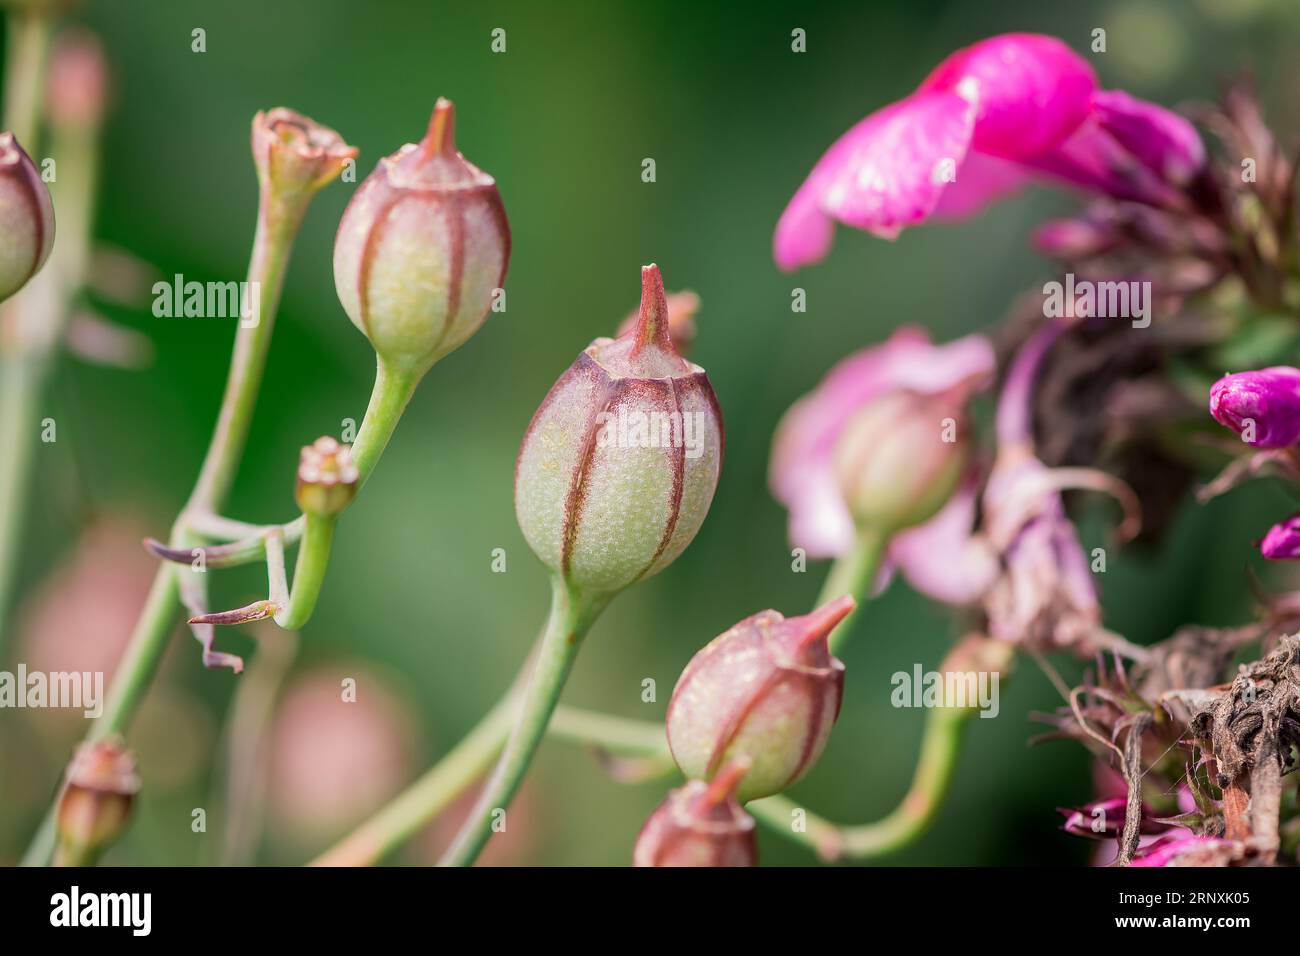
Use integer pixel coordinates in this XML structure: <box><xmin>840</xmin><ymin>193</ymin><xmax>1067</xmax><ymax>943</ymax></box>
<box><xmin>702</xmin><ymin>757</ymin><xmax>752</xmax><ymax>806</ymax></box>
<box><xmin>631</xmin><ymin>263</ymin><xmax>672</xmax><ymax>356</ymax></box>
<box><xmin>791</xmin><ymin>595</ymin><xmax>856</xmax><ymax>650</ymax></box>
<box><xmin>420</xmin><ymin>97</ymin><xmax>456</xmax><ymax>159</ymax></box>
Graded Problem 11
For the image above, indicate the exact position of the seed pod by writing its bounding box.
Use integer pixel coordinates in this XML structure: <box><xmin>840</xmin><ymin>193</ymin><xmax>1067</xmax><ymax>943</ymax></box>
<box><xmin>515</xmin><ymin>264</ymin><xmax>723</xmax><ymax>596</ymax></box>
<box><xmin>54</xmin><ymin>738</ymin><xmax>140</xmax><ymax>866</ymax></box>
<box><xmin>0</xmin><ymin>132</ymin><xmax>55</xmax><ymax>302</ymax></box>
<box><xmin>667</xmin><ymin>596</ymin><xmax>853</xmax><ymax>803</ymax></box>
<box><xmin>295</xmin><ymin>436</ymin><xmax>359</xmax><ymax>518</ymax></box>
<box><xmin>333</xmin><ymin>98</ymin><xmax>509</xmax><ymax>376</ymax></box>
<box><xmin>633</xmin><ymin>760</ymin><xmax>757</xmax><ymax>867</ymax></box>
<box><xmin>251</xmin><ymin>107</ymin><xmax>357</xmax><ymax>201</ymax></box>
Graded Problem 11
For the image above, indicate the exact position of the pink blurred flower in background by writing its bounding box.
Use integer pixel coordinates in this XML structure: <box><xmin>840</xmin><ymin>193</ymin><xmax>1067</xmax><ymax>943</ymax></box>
<box><xmin>774</xmin><ymin>32</ymin><xmax>1205</xmax><ymax>270</ymax></box>
<box><xmin>269</xmin><ymin>667</ymin><xmax>419</xmax><ymax>846</ymax></box>
<box><xmin>769</xmin><ymin>326</ymin><xmax>995</xmax><ymax>559</ymax></box>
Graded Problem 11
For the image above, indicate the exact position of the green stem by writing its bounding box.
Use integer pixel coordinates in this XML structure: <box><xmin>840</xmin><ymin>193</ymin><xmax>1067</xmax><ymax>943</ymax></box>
<box><xmin>749</xmin><ymin>705</ymin><xmax>972</xmax><ymax>861</ymax></box>
<box><xmin>272</xmin><ymin>512</ymin><xmax>336</xmax><ymax>630</ymax></box>
<box><xmin>351</xmin><ymin>357</ymin><xmax>422</xmax><ymax>484</ymax></box>
<box><xmin>311</xmin><ymin>693</ymin><xmax>517</xmax><ymax>867</ymax></box>
<box><xmin>20</xmin><ymin>183</ymin><xmax>317</xmax><ymax>867</ymax></box>
<box><xmin>438</xmin><ymin>576</ymin><xmax>607</xmax><ymax>866</ymax></box>
<box><xmin>815</xmin><ymin>526</ymin><xmax>887</xmax><ymax>655</ymax></box>
<box><xmin>20</xmin><ymin>567</ymin><xmax>179</xmax><ymax>865</ymax></box>
<box><xmin>0</xmin><ymin>75</ymin><xmax>97</xmax><ymax>650</ymax></box>
<box><xmin>2</xmin><ymin>9</ymin><xmax>51</xmax><ymax>146</ymax></box>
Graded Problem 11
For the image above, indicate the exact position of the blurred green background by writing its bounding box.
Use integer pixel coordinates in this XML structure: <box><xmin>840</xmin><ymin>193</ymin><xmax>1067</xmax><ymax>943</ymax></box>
<box><xmin>3</xmin><ymin>0</ymin><xmax>1300</xmax><ymax>866</ymax></box>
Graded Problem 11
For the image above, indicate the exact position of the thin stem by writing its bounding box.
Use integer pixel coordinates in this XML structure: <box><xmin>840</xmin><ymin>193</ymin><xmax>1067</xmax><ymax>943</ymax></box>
<box><xmin>438</xmin><ymin>577</ymin><xmax>607</xmax><ymax>866</ymax></box>
<box><xmin>273</xmin><ymin>512</ymin><xmax>336</xmax><ymax>630</ymax></box>
<box><xmin>815</xmin><ymin>526</ymin><xmax>887</xmax><ymax>655</ymax></box>
<box><xmin>2</xmin><ymin>9</ymin><xmax>51</xmax><ymax>146</ymax></box>
<box><xmin>0</xmin><ymin>89</ymin><xmax>97</xmax><ymax>649</ymax></box>
<box><xmin>183</xmin><ymin>197</ymin><xmax>306</xmax><ymax>514</ymax></box>
<box><xmin>20</xmin><ymin>567</ymin><xmax>179</xmax><ymax>865</ymax></box>
<box><xmin>21</xmin><ymin>182</ymin><xmax>318</xmax><ymax>867</ymax></box>
<box><xmin>749</xmin><ymin>706</ymin><xmax>972</xmax><ymax>861</ymax></box>
<box><xmin>311</xmin><ymin>693</ymin><xmax>517</xmax><ymax>867</ymax></box>
<box><xmin>312</xmin><ymin>702</ymin><xmax>666</xmax><ymax>867</ymax></box>
<box><xmin>351</xmin><ymin>357</ymin><xmax>422</xmax><ymax>484</ymax></box>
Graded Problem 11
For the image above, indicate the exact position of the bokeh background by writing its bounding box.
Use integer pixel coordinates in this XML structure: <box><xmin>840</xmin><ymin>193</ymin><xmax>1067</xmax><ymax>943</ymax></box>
<box><xmin>3</xmin><ymin>0</ymin><xmax>1300</xmax><ymax>865</ymax></box>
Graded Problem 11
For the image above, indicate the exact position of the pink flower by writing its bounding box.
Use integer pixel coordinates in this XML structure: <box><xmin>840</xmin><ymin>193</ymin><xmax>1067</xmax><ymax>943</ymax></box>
<box><xmin>774</xmin><ymin>32</ymin><xmax>1203</xmax><ymax>270</ymax></box>
<box><xmin>1130</xmin><ymin>835</ymin><xmax>1242</xmax><ymax>867</ymax></box>
<box><xmin>769</xmin><ymin>327</ymin><xmax>994</xmax><ymax>559</ymax></box>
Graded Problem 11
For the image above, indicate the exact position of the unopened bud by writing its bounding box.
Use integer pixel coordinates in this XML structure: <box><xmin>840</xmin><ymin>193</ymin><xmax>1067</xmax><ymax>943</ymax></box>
<box><xmin>1209</xmin><ymin>366</ymin><xmax>1300</xmax><ymax>448</ymax></box>
<box><xmin>633</xmin><ymin>760</ymin><xmax>757</xmax><ymax>867</ymax></box>
<box><xmin>515</xmin><ymin>264</ymin><xmax>723</xmax><ymax>596</ymax></box>
<box><xmin>334</xmin><ymin>98</ymin><xmax>510</xmax><ymax>376</ymax></box>
<box><xmin>54</xmin><ymin>738</ymin><xmax>139</xmax><ymax>866</ymax></box>
<box><xmin>667</xmin><ymin>596</ymin><xmax>853</xmax><ymax>803</ymax></box>
<box><xmin>0</xmin><ymin>132</ymin><xmax>55</xmax><ymax>301</ymax></box>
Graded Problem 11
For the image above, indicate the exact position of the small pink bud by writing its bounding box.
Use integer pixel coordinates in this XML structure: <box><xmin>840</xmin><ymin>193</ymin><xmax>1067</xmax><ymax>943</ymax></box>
<box><xmin>54</xmin><ymin>738</ymin><xmax>140</xmax><ymax>865</ymax></box>
<box><xmin>515</xmin><ymin>264</ymin><xmax>723</xmax><ymax>596</ymax></box>
<box><xmin>632</xmin><ymin>760</ymin><xmax>757</xmax><ymax>867</ymax></box>
<box><xmin>0</xmin><ymin>132</ymin><xmax>55</xmax><ymax>301</ymax></box>
<box><xmin>333</xmin><ymin>99</ymin><xmax>510</xmax><ymax>375</ymax></box>
<box><xmin>294</xmin><ymin>436</ymin><xmax>359</xmax><ymax>518</ymax></box>
<box><xmin>251</xmin><ymin>107</ymin><xmax>357</xmax><ymax>199</ymax></box>
<box><xmin>666</xmin><ymin>596</ymin><xmax>853</xmax><ymax>803</ymax></box>
<box><xmin>832</xmin><ymin>389</ymin><xmax>968</xmax><ymax>533</ymax></box>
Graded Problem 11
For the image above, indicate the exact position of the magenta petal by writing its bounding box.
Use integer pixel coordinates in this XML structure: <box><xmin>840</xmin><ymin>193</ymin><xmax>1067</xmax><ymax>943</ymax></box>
<box><xmin>918</xmin><ymin>33</ymin><xmax>1097</xmax><ymax>159</ymax></box>
<box><xmin>1130</xmin><ymin>835</ymin><xmax>1234</xmax><ymax>867</ymax></box>
<box><xmin>770</xmin><ymin>328</ymin><xmax>994</xmax><ymax>558</ymax></box>
<box><xmin>1093</xmin><ymin>89</ymin><xmax>1205</xmax><ymax>185</ymax></box>
<box><xmin>888</xmin><ymin>483</ymin><xmax>999</xmax><ymax>604</ymax></box>
<box><xmin>775</xmin><ymin>89</ymin><xmax>977</xmax><ymax>263</ymax></box>
<box><xmin>1209</xmin><ymin>366</ymin><xmax>1300</xmax><ymax>448</ymax></box>
<box><xmin>932</xmin><ymin>151</ymin><xmax>1033</xmax><ymax>219</ymax></box>
<box><xmin>1261</xmin><ymin>514</ymin><xmax>1300</xmax><ymax>560</ymax></box>
<box><xmin>774</xmin><ymin>181</ymin><xmax>836</xmax><ymax>271</ymax></box>
<box><xmin>1023</xmin><ymin>118</ymin><xmax>1182</xmax><ymax>208</ymax></box>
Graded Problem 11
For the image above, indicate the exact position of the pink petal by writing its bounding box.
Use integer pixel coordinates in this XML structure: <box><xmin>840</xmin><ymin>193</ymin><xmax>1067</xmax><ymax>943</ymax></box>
<box><xmin>773</xmin><ymin>90</ymin><xmax>977</xmax><ymax>267</ymax></box>
<box><xmin>1093</xmin><ymin>89</ymin><xmax>1205</xmax><ymax>185</ymax></box>
<box><xmin>888</xmin><ymin>482</ymin><xmax>999</xmax><ymax>604</ymax></box>
<box><xmin>1022</xmin><ymin>117</ymin><xmax>1182</xmax><ymax>208</ymax></box>
<box><xmin>932</xmin><ymin>151</ymin><xmax>1033</xmax><ymax>219</ymax></box>
<box><xmin>770</xmin><ymin>328</ymin><xmax>995</xmax><ymax>558</ymax></box>
<box><xmin>918</xmin><ymin>33</ymin><xmax>1097</xmax><ymax>159</ymax></box>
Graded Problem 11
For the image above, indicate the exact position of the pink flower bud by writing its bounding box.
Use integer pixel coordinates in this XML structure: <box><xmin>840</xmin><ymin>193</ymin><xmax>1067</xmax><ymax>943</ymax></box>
<box><xmin>1260</xmin><ymin>513</ymin><xmax>1300</xmax><ymax>560</ymax></box>
<box><xmin>251</xmin><ymin>107</ymin><xmax>357</xmax><ymax>200</ymax></box>
<box><xmin>832</xmin><ymin>389</ymin><xmax>969</xmax><ymax>534</ymax></box>
<box><xmin>515</xmin><ymin>264</ymin><xmax>723</xmax><ymax>596</ymax></box>
<box><xmin>1209</xmin><ymin>367</ymin><xmax>1300</xmax><ymax>448</ymax></box>
<box><xmin>633</xmin><ymin>761</ymin><xmax>757</xmax><ymax>867</ymax></box>
<box><xmin>334</xmin><ymin>99</ymin><xmax>510</xmax><ymax>375</ymax></box>
<box><xmin>666</xmin><ymin>596</ymin><xmax>854</xmax><ymax>803</ymax></box>
<box><xmin>0</xmin><ymin>132</ymin><xmax>55</xmax><ymax>301</ymax></box>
